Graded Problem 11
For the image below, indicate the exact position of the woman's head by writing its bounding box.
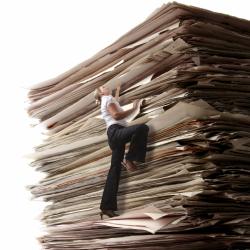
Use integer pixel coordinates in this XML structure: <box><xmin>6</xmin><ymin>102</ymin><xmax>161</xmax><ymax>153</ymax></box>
<box><xmin>94</xmin><ymin>85</ymin><xmax>111</xmax><ymax>105</ymax></box>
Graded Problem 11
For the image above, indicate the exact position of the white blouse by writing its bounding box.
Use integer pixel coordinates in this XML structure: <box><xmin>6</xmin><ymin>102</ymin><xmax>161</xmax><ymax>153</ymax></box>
<box><xmin>101</xmin><ymin>95</ymin><xmax>128</xmax><ymax>129</ymax></box>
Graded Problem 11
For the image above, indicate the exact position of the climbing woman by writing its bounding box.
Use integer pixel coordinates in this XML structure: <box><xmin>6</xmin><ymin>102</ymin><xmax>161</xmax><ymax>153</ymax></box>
<box><xmin>94</xmin><ymin>83</ymin><xmax>149</xmax><ymax>219</ymax></box>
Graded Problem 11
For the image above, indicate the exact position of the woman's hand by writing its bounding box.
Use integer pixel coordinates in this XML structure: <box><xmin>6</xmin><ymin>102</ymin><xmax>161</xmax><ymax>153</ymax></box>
<box><xmin>133</xmin><ymin>99</ymin><xmax>142</xmax><ymax>109</ymax></box>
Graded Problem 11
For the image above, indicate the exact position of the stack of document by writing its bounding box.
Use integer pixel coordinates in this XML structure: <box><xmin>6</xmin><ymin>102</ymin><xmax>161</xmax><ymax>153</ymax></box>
<box><xmin>26</xmin><ymin>2</ymin><xmax>250</xmax><ymax>249</ymax></box>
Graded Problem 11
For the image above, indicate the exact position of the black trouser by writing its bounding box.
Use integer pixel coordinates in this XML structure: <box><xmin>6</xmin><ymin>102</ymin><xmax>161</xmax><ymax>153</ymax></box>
<box><xmin>100</xmin><ymin>123</ymin><xmax>149</xmax><ymax>211</ymax></box>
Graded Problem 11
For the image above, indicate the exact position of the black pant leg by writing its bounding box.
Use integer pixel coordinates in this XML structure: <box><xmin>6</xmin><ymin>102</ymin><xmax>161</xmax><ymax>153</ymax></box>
<box><xmin>114</xmin><ymin>124</ymin><xmax>149</xmax><ymax>163</ymax></box>
<box><xmin>126</xmin><ymin>124</ymin><xmax>149</xmax><ymax>162</ymax></box>
<box><xmin>100</xmin><ymin>123</ymin><xmax>149</xmax><ymax>211</ymax></box>
<box><xmin>100</xmin><ymin>145</ymin><xmax>125</xmax><ymax>210</ymax></box>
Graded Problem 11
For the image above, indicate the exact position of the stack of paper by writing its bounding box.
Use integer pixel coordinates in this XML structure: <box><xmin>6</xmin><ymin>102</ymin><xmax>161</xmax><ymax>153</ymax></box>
<box><xmin>26</xmin><ymin>2</ymin><xmax>250</xmax><ymax>249</ymax></box>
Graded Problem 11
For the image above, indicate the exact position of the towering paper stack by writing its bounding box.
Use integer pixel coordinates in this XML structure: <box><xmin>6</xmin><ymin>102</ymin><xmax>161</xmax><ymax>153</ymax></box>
<box><xmin>26</xmin><ymin>2</ymin><xmax>250</xmax><ymax>249</ymax></box>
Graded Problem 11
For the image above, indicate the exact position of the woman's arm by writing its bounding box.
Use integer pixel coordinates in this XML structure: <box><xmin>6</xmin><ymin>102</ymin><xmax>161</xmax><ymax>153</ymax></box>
<box><xmin>107</xmin><ymin>99</ymin><xmax>141</xmax><ymax>120</ymax></box>
<box><xmin>107</xmin><ymin>103</ymin><xmax>135</xmax><ymax>120</ymax></box>
<box><xmin>115</xmin><ymin>83</ymin><xmax>121</xmax><ymax>101</ymax></box>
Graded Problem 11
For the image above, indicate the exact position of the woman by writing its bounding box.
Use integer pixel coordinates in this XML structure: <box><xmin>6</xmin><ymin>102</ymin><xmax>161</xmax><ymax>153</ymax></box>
<box><xmin>94</xmin><ymin>84</ymin><xmax>149</xmax><ymax>219</ymax></box>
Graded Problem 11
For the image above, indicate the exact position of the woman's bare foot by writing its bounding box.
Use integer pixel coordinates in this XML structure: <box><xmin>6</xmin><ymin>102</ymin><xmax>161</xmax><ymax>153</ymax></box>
<box><xmin>123</xmin><ymin>159</ymin><xmax>137</xmax><ymax>172</ymax></box>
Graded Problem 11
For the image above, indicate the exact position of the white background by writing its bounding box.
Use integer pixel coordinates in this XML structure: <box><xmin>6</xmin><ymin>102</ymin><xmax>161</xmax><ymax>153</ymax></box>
<box><xmin>0</xmin><ymin>0</ymin><xmax>249</xmax><ymax>249</ymax></box>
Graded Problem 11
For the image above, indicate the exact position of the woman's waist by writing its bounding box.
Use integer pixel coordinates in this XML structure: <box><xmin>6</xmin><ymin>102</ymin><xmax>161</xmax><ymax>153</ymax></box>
<box><xmin>106</xmin><ymin>123</ymin><xmax>126</xmax><ymax>133</ymax></box>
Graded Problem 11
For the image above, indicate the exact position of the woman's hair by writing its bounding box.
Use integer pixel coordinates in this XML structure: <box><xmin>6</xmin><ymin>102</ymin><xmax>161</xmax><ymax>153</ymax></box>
<box><xmin>94</xmin><ymin>87</ymin><xmax>102</xmax><ymax>105</ymax></box>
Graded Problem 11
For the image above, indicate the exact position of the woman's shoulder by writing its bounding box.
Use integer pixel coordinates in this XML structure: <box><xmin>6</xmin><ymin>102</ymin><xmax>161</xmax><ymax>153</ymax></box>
<box><xmin>102</xmin><ymin>94</ymin><xmax>113</xmax><ymax>98</ymax></box>
<box><xmin>101</xmin><ymin>95</ymin><xmax>114</xmax><ymax>102</ymax></box>
<box><xmin>101</xmin><ymin>95</ymin><xmax>114</xmax><ymax>107</ymax></box>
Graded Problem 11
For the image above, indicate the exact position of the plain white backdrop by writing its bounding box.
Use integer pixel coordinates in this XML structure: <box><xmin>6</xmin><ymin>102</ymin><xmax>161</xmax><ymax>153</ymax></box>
<box><xmin>0</xmin><ymin>0</ymin><xmax>249</xmax><ymax>249</ymax></box>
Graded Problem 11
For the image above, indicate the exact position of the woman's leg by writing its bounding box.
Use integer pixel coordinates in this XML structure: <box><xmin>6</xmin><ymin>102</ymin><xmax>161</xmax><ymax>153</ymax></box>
<box><xmin>114</xmin><ymin>124</ymin><xmax>149</xmax><ymax>163</ymax></box>
<box><xmin>100</xmin><ymin>144</ymin><xmax>125</xmax><ymax>211</ymax></box>
<box><xmin>126</xmin><ymin>124</ymin><xmax>149</xmax><ymax>163</ymax></box>
<box><xmin>100</xmin><ymin>124</ymin><xmax>149</xmax><ymax>210</ymax></box>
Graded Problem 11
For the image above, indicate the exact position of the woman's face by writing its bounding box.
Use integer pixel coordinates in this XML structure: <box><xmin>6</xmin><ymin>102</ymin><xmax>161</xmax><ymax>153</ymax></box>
<box><xmin>100</xmin><ymin>85</ymin><xmax>111</xmax><ymax>95</ymax></box>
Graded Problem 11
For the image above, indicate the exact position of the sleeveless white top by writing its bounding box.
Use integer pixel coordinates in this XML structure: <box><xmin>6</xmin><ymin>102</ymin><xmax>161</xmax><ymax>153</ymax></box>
<box><xmin>101</xmin><ymin>95</ymin><xmax>128</xmax><ymax>129</ymax></box>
